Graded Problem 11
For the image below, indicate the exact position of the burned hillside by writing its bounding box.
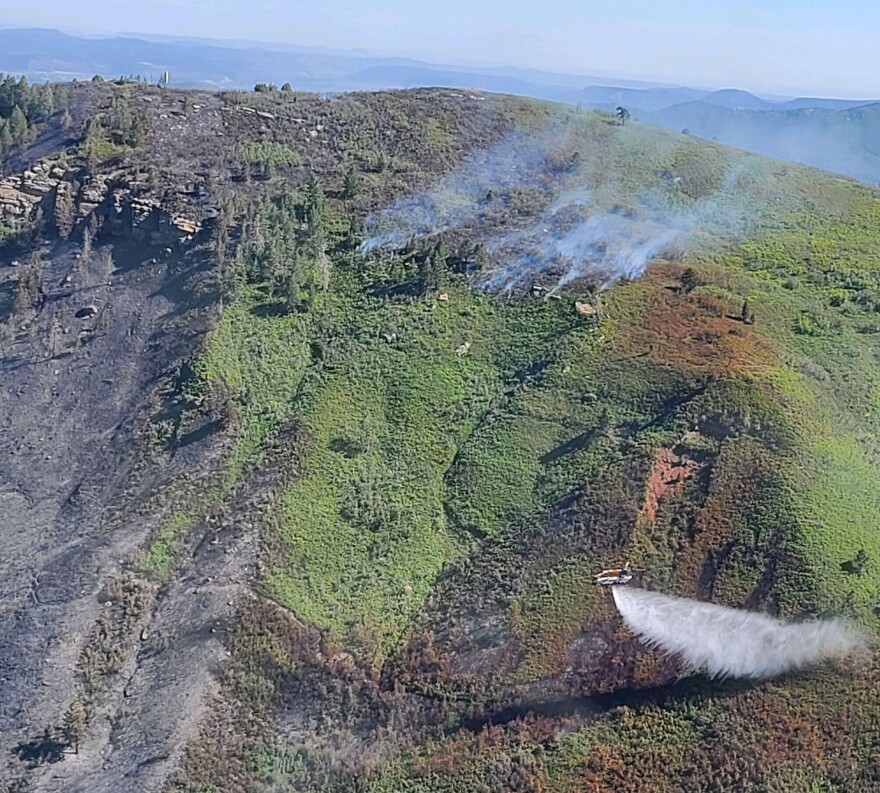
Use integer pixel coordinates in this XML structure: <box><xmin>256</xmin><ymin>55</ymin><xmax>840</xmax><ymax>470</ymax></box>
<box><xmin>0</xmin><ymin>81</ymin><xmax>878</xmax><ymax>793</ymax></box>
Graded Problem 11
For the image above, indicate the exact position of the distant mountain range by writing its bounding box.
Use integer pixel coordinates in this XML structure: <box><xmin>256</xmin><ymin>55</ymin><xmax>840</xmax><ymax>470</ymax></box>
<box><xmin>0</xmin><ymin>28</ymin><xmax>682</xmax><ymax>99</ymax></box>
<box><xmin>1</xmin><ymin>27</ymin><xmax>879</xmax><ymax>184</ymax></box>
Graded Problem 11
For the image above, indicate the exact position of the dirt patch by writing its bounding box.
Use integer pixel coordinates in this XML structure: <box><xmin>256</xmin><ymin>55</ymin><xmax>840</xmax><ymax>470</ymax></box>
<box><xmin>639</xmin><ymin>447</ymin><xmax>700</xmax><ymax>525</ymax></box>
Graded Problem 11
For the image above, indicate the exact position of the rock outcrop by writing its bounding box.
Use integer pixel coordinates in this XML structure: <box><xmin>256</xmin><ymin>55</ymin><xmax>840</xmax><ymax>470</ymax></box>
<box><xmin>0</xmin><ymin>157</ymin><xmax>203</xmax><ymax>244</ymax></box>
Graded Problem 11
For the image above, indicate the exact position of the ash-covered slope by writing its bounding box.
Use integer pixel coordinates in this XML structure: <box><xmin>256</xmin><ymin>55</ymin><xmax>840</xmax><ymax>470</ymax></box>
<box><xmin>0</xmin><ymin>88</ymin><xmax>230</xmax><ymax>789</ymax></box>
<box><xmin>0</xmin><ymin>81</ymin><xmax>520</xmax><ymax>792</ymax></box>
<box><xmin>0</xmin><ymin>235</ymin><xmax>222</xmax><ymax>789</ymax></box>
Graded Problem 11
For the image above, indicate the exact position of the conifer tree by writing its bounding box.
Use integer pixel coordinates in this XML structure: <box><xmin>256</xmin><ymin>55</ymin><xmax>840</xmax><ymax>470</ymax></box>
<box><xmin>61</xmin><ymin>700</ymin><xmax>87</xmax><ymax>754</ymax></box>
<box><xmin>9</xmin><ymin>105</ymin><xmax>28</xmax><ymax>147</ymax></box>
<box><xmin>0</xmin><ymin>120</ymin><xmax>11</xmax><ymax>155</ymax></box>
<box><xmin>342</xmin><ymin>166</ymin><xmax>360</xmax><ymax>199</ymax></box>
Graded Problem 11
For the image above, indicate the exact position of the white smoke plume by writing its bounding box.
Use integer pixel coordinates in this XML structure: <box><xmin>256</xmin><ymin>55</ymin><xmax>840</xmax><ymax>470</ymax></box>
<box><xmin>612</xmin><ymin>586</ymin><xmax>865</xmax><ymax>680</ymax></box>
<box><xmin>482</xmin><ymin>169</ymin><xmax>759</xmax><ymax>292</ymax></box>
<box><xmin>361</xmin><ymin>123</ymin><xmax>770</xmax><ymax>292</ymax></box>
<box><xmin>483</xmin><ymin>194</ymin><xmax>683</xmax><ymax>292</ymax></box>
<box><xmin>360</xmin><ymin>130</ymin><xmax>550</xmax><ymax>253</ymax></box>
<box><xmin>359</xmin><ymin>127</ymin><xmax>688</xmax><ymax>288</ymax></box>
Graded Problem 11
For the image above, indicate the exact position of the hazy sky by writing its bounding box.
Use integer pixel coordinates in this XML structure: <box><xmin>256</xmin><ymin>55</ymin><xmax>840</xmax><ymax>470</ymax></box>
<box><xmin>1</xmin><ymin>0</ymin><xmax>877</xmax><ymax>97</ymax></box>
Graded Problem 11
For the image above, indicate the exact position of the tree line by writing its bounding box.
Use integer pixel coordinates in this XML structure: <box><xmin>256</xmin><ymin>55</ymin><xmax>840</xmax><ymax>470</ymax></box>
<box><xmin>0</xmin><ymin>74</ymin><xmax>71</xmax><ymax>158</ymax></box>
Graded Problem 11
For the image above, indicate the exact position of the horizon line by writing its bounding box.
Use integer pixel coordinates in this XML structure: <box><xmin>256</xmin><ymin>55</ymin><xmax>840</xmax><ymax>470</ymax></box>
<box><xmin>0</xmin><ymin>24</ymin><xmax>877</xmax><ymax>102</ymax></box>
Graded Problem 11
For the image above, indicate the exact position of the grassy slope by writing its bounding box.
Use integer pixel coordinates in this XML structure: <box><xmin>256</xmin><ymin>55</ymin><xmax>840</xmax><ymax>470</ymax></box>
<box><xmin>165</xmin><ymin>91</ymin><xmax>880</xmax><ymax>792</ymax></box>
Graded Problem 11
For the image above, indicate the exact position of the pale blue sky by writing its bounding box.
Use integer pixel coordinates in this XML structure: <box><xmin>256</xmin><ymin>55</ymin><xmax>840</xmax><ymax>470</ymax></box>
<box><xmin>1</xmin><ymin>0</ymin><xmax>877</xmax><ymax>97</ymax></box>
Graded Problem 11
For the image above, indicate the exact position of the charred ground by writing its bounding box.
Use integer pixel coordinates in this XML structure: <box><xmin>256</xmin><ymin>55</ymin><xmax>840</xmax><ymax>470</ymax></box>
<box><xmin>0</xmin><ymin>80</ymin><xmax>878</xmax><ymax>792</ymax></box>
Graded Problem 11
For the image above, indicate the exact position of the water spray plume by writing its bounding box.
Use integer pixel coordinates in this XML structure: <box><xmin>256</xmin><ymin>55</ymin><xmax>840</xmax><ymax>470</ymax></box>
<box><xmin>612</xmin><ymin>586</ymin><xmax>865</xmax><ymax>680</ymax></box>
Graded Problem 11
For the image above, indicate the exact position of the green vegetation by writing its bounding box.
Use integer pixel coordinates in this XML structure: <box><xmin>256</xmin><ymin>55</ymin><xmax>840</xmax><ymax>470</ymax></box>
<box><xmin>265</xmin><ymin>283</ymin><xmax>495</xmax><ymax>663</ymax></box>
<box><xmin>205</xmin><ymin>251</ymin><xmax>586</xmax><ymax>664</ymax></box>
<box><xmin>0</xmin><ymin>74</ymin><xmax>67</xmax><ymax>157</ymax></box>
<box><xmin>53</xmin><ymin>86</ymin><xmax>873</xmax><ymax>792</ymax></box>
<box><xmin>79</xmin><ymin>90</ymin><xmax>150</xmax><ymax>163</ymax></box>
<box><xmin>60</xmin><ymin>700</ymin><xmax>87</xmax><ymax>755</ymax></box>
<box><xmin>138</xmin><ymin>512</ymin><xmax>193</xmax><ymax>582</ymax></box>
<box><xmin>236</xmin><ymin>140</ymin><xmax>302</xmax><ymax>168</ymax></box>
<box><xmin>198</xmin><ymin>295</ymin><xmax>312</xmax><ymax>492</ymax></box>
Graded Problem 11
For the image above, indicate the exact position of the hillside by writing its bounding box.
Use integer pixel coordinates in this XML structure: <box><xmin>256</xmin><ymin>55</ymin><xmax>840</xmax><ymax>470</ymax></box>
<box><xmin>700</xmin><ymin>89</ymin><xmax>771</xmax><ymax>110</ymax></box>
<box><xmin>0</xmin><ymin>80</ymin><xmax>879</xmax><ymax>793</ymax></box>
